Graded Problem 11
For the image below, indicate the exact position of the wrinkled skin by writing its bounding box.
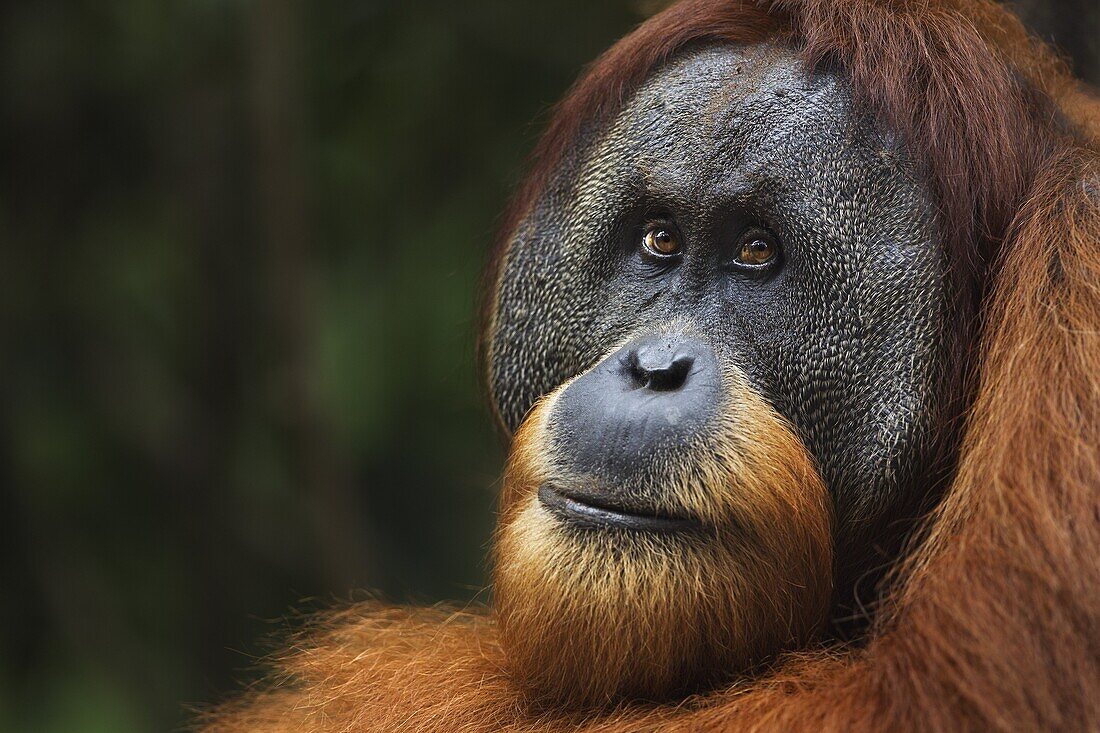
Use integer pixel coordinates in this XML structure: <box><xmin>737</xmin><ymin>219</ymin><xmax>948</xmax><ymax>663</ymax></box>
<box><xmin>486</xmin><ymin>42</ymin><xmax>956</xmax><ymax>619</ymax></box>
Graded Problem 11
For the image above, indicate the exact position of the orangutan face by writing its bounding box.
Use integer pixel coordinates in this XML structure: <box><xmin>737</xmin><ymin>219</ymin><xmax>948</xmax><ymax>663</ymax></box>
<box><xmin>485</xmin><ymin>42</ymin><xmax>948</xmax><ymax>706</ymax></box>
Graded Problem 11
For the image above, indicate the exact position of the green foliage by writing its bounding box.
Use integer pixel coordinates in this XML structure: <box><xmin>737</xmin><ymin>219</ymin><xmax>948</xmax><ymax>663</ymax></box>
<box><xmin>0</xmin><ymin>1</ymin><xmax>643</xmax><ymax>731</ymax></box>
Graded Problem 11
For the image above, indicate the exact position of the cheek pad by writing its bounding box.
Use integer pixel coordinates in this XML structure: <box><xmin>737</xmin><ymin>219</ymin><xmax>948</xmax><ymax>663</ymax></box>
<box><xmin>486</xmin><ymin>43</ymin><xmax>948</xmax><ymax>556</ymax></box>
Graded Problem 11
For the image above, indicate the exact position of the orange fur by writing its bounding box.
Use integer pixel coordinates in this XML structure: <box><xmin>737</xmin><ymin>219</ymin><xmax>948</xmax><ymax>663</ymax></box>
<box><xmin>494</xmin><ymin>366</ymin><xmax>832</xmax><ymax>706</ymax></box>
<box><xmin>200</xmin><ymin>1</ymin><xmax>1100</xmax><ymax>730</ymax></box>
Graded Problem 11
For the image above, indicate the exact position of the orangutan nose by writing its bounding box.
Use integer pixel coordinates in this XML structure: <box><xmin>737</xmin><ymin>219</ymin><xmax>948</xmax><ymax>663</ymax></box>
<box><xmin>625</xmin><ymin>341</ymin><xmax>695</xmax><ymax>392</ymax></box>
<box><xmin>547</xmin><ymin>334</ymin><xmax>721</xmax><ymax>487</ymax></box>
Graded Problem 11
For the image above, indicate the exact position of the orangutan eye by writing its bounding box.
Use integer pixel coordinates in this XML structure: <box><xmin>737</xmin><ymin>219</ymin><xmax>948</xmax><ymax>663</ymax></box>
<box><xmin>734</xmin><ymin>228</ymin><xmax>781</xmax><ymax>268</ymax></box>
<box><xmin>641</xmin><ymin>223</ymin><xmax>682</xmax><ymax>260</ymax></box>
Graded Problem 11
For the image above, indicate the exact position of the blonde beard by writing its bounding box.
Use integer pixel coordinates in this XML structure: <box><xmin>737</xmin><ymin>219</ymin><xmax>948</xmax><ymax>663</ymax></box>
<box><xmin>492</xmin><ymin>371</ymin><xmax>835</xmax><ymax>707</ymax></box>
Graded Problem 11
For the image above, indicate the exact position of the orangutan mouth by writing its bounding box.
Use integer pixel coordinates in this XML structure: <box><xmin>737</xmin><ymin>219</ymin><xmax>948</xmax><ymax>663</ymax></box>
<box><xmin>537</xmin><ymin>483</ymin><xmax>700</xmax><ymax>533</ymax></box>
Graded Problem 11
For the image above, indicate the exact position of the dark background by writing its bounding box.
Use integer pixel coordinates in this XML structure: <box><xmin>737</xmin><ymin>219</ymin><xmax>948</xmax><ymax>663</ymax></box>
<box><xmin>1</xmin><ymin>2</ymin><xmax>1095</xmax><ymax>731</ymax></box>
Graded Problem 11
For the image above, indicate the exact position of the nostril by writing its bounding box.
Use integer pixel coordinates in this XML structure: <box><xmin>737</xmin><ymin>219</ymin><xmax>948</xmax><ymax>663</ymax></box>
<box><xmin>622</xmin><ymin>351</ymin><xmax>649</xmax><ymax>389</ymax></box>
<box><xmin>621</xmin><ymin>350</ymin><xmax>695</xmax><ymax>392</ymax></box>
<box><xmin>646</xmin><ymin>355</ymin><xmax>693</xmax><ymax>391</ymax></box>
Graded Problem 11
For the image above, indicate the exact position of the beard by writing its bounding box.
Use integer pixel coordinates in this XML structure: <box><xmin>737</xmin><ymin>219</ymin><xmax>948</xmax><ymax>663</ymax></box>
<box><xmin>492</xmin><ymin>388</ymin><xmax>834</xmax><ymax>708</ymax></box>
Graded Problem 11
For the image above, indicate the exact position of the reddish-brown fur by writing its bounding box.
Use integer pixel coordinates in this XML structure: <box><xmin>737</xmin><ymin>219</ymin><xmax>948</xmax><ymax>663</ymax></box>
<box><xmin>493</xmin><ymin>373</ymin><xmax>832</xmax><ymax>707</ymax></box>
<box><xmin>202</xmin><ymin>1</ymin><xmax>1100</xmax><ymax>730</ymax></box>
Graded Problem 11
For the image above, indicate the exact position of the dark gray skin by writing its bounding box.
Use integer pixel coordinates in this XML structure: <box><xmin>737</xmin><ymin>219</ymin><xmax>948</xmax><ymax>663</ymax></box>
<box><xmin>487</xmin><ymin>43</ymin><xmax>956</xmax><ymax>628</ymax></box>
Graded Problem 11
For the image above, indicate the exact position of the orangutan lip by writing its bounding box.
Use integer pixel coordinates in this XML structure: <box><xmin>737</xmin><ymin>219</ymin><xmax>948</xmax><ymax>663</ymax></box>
<box><xmin>537</xmin><ymin>484</ymin><xmax>699</xmax><ymax>533</ymax></box>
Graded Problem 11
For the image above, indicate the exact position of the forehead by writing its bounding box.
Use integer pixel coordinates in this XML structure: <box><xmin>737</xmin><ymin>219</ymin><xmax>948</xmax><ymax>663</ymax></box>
<box><xmin>491</xmin><ymin>42</ymin><xmax>946</xmax><ymax>471</ymax></box>
<box><xmin>572</xmin><ymin>43</ymin><xmax>924</xmax><ymax>231</ymax></box>
<box><xmin>613</xmin><ymin>44</ymin><xmax>848</xmax><ymax>165</ymax></box>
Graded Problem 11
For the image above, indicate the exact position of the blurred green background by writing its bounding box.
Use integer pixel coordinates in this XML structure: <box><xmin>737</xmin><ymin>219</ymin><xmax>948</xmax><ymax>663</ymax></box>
<box><xmin>1</xmin><ymin>2</ymin><xmax>1094</xmax><ymax>732</ymax></box>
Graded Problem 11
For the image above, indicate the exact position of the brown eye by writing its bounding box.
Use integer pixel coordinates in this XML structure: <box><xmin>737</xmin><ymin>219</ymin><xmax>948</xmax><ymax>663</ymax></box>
<box><xmin>735</xmin><ymin>229</ymin><xmax>780</xmax><ymax>267</ymax></box>
<box><xmin>641</xmin><ymin>225</ymin><xmax>682</xmax><ymax>259</ymax></box>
